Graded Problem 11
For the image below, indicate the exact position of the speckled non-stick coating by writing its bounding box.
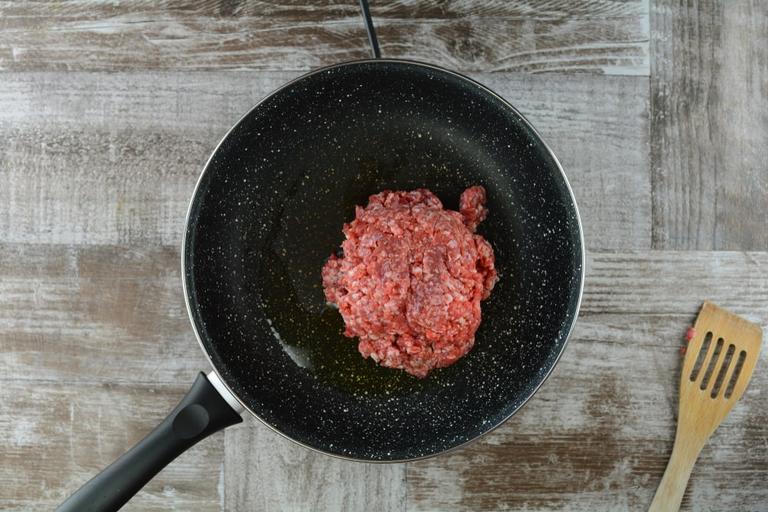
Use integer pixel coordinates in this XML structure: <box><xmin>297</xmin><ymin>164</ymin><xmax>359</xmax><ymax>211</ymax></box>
<box><xmin>184</xmin><ymin>60</ymin><xmax>584</xmax><ymax>461</ymax></box>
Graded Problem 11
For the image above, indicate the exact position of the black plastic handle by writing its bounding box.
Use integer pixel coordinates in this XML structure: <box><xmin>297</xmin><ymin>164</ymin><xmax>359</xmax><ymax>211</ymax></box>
<box><xmin>57</xmin><ymin>372</ymin><xmax>243</xmax><ymax>512</ymax></box>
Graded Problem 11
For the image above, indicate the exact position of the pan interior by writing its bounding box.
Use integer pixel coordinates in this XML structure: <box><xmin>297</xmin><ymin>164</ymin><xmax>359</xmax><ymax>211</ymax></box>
<box><xmin>184</xmin><ymin>60</ymin><xmax>583</xmax><ymax>461</ymax></box>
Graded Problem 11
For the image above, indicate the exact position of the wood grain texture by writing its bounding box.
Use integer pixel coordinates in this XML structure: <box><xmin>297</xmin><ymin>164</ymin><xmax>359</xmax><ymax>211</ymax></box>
<box><xmin>5</xmin><ymin>246</ymin><xmax>764</xmax><ymax>388</ymax></box>
<box><xmin>3</xmin><ymin>244</ymin><xmax>765</xmax><ymax>510</ymax></box>
<box><xmin>0</xmin><ymin>243</ymin><xmax>208</xmax><ymax>385</ymax></box>
<box><xmin>0</xmin><ymin>71</ymin><xmax>650</xmax><ymax>251</ymax></box>
<box><xmin>5</xmin><ymin>2</ymin><xmax>768</xmax><ymax>508</ymax></box>
<box><xmin>581</xmin><ymin>251</ymin><xmax>768</xmax><ymax>317</ymax></box>
<box><xmin>407</xmin><ymin>251</ymin><xmax>768</xmax><ymax>512</ymax></box>
<box><xmin>224</xmin><ymin>422</ymin><xmax>406</xmax><ymax>512</ymax></box>
<box><xmin>0</xmin><ymin>0</ymin><xmax>650</xmax><ymax>75</ymax></box>
<box><xmin>0</xmin><ymin>381</ymin><xmax>224</xmax><ymax>512</ymax></box>
<box><xmin>650</xmin><ymin>0</ymin><xmax>768</xmax><ymax>250</ymax></box>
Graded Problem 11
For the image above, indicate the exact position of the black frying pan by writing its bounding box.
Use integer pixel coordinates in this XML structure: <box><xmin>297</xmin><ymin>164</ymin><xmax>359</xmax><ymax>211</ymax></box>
<box><xmin>57</xmin><ymin>8</ymin><xmax>584</xmax><ymax>512</ymax></box>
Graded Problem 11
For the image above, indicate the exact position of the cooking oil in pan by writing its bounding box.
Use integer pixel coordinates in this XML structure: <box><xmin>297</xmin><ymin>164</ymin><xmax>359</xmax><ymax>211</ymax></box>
<box><xmin>257</xmin><ymin>245</ymin><xmax>421</xmax><ymax>396</ymax></box>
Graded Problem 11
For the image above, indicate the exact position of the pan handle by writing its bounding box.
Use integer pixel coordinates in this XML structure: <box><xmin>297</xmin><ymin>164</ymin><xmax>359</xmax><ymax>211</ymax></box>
<box><xmin>358</xmin><ymin>0</ymin><xmax>380</xmax><ymax>58</ymax></box>
<box><xmin>56</xmin><ymin>372</ymin><xmax>243</xmax><ymax>512</ymax></box>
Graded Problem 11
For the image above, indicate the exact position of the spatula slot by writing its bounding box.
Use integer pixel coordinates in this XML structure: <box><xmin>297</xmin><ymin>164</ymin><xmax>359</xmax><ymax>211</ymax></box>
<box><xmin>724</xmin><ymin>350</ymin><xmax>747</xmax><ymax>399</ymax></box>
<box><xmin>710</xmin><ymin>344</ymin><xmax>735</xmax><ymax>398</ymax></box>
<box><xmin>700</xmin><ymin>338</ymin><xmax>724</xmax><ymax>390</ymax></box>
<box><xmin>690</xmin><ymin>331</ymin><xmax>713</xmax><ymax>382</ymax></box>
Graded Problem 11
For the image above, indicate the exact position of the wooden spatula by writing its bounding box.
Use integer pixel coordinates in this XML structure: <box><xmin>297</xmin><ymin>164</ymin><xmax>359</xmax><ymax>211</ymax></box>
<box><xmin>649</xmin><ymin>301</ymin><xmax>763</xmax><ymax>512</ymax></box>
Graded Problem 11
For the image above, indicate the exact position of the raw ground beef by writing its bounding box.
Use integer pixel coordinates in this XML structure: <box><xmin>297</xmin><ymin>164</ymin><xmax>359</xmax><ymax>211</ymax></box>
<box><xmin>322</xmin><ymin>186</ymin><xmax>497</xmax><ymax>378</ymax></box>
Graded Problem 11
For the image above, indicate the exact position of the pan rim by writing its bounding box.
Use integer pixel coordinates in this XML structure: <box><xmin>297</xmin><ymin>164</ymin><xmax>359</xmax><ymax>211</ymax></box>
<box><xmin>181</xmin><ymin>58</ymin><xmax>586</xmax><ymax>463</ymax></box>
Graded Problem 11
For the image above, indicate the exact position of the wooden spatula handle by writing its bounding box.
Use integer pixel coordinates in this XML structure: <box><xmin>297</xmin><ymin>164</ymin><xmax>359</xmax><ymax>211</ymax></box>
<box><xmin>648</xmin><ymin>442</ymin><xmax>701</xmax><ymax>512</ymax></box>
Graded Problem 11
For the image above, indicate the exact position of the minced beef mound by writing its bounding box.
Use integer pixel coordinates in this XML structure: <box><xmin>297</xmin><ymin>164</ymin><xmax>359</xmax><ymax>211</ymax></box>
<box><xmin>322</xmin><ymin>186</ymin><xmax>497</xmax><ymax>378</ymax></box>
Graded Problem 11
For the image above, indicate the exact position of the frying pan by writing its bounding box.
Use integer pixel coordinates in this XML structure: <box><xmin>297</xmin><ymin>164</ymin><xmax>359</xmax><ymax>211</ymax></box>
<box><xmin>57</xmin><ymin>4</ymin><xmax>584</xmax><ymax>511</ymax></box>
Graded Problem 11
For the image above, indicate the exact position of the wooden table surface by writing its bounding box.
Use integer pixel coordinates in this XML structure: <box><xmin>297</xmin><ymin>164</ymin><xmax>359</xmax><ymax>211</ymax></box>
<box><xmin>1</xmin><ymin>1</ymin><xmax>766</xmax><ymax>511</ymax></box>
